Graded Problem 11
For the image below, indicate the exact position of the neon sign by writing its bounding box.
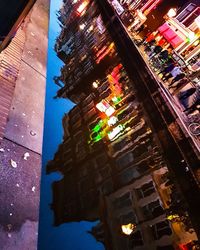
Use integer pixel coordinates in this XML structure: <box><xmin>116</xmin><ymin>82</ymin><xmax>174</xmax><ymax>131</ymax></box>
<box><xmin>108</xmin><ymin>124</ymin><xmax>124</xmax><ymax>140</ymax></box>
<box><xmin>108</xmin><ymin>116</ymin><xmax>118</xmax><ymax>126</ymax></box>
<box><xmin>96</xmin><ymin>100</ymin><xmax>115</xmax><ymax>117</ymax></box>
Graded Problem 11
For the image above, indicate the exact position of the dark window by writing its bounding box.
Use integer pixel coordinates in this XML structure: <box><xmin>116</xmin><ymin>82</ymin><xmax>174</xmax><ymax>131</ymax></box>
<box><xmin>142</xmin><ymin>200</ymin><xmax>164</xmax><ymax>220</ymax></box>
<box><xmin>176</xmin><ymin>4</ymin><xmax>197</xmax><ymax>22</ymax></box>
<box><xmin>183</xmin><ymin>8</ymin><xmax>200</xmax><ymax>27</ymax></box>
<box><xmin>112</xmin><ymin>138</ymin><xmax>129</xmax><ymax>152</ymax></box>
<box><xmin>151</xmin><ymin>220</ymin><xmax>172</xmax><ymax>240</ymax></box>
<box><xmin>96</xmin><ymin>154</ymin><xmax>108</xmax><ymax>168</ymax></box>
<box><xmin>119</xmin><ymin>168</ymin><xmax>140</xmax><ymax>185</ymax></box>
<box><xmin>116</xmin><ymin>152</ymin><xmax>134</xmax><ymax>170</ymax></box>
<box><xmin>129</xmin><ymin>231</ymin><xmax>144</xmax><ymax>248</ymax></box>
<box><xmin>120</xmin><ymin>212</ymin><xmax>137</xmax><ymax>225</ymax></box>
<box><xmin>136</xmin><ymin>181</ymin><xmax>155</xmax><ymax>199</ymax></box>
<box><xmin>112</xmin><ymin>192</ymin><xmax>132</xmax><ymax>210</ymax></box>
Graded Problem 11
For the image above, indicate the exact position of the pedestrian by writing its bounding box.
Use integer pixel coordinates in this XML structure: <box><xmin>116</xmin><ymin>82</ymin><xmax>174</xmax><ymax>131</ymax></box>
<box><xmin>179</xmin><ymin>87</ymin><xmax>196</xmax><ymax>101</ymax></box>
<box><xmin>162</xmin><ymin>66</ymin><xmax>182</xmax><ymax>82</ymax></box>
<box><xmin>184</xmin><ymin>97</ymin><xmax>200</xmax><ymax>114</ymax></box>
<box><xmin>159</xmin><ymin>62</ymin><xmax>175</xmax><ymax>77</ymax></box>
<box><xmin>169</xmin><ymin>73</ymin><xmax>186</xmax><ymax>85</ymax></box>
<box><xmin>169</xmin><ymin>78</ymin><xmax>188</xmax><ymax>91</ymax></box>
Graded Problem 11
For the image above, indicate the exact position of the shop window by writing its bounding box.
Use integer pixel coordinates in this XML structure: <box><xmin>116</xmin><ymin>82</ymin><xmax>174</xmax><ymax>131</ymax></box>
<box><xmin>141</xmin><ymin>200</ymin><xmax>164</xmax><ymax>220</ymax></box>
<box><xmin>116</xmin><ymin>152</ymin><xmax>134</xmax><ymax>170</ymax></box>
<box><xmin>129</xmin><ymin>230</ymin><xmax>144</xmax><ymax>248</ymax></box>
<box><xmin>112</xmin><ymin>192</ymin><xmax>132</xmax><ymax>210</ymax></box>
<box><xmin>151</xmin><ymin>220</ymin><xmax>172</xmax><ymax>240</ymax></box>
<box><xmin>136</xmin><ymin>181</ymin><xmax>155</xmax><ymax>199</ymax></box>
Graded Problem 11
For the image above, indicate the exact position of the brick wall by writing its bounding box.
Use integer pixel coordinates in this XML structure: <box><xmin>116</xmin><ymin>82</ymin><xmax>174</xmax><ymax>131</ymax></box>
<box><xmin>0</xmin><ymin>28</ymin><xmax>25</xmax><ymax>140</ymax></box>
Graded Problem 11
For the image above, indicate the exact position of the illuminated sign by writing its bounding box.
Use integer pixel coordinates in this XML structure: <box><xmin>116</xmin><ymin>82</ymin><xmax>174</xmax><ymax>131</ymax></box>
<box><xmin>111</xmin><ymin>0</ymin><xmax>125</xmax><ymax>15</ymax></box>
<box><xmin>108</xmin><ymin>116</ymin><xmax>118</xmax><ymax>126</ymax></box>
<box><xmin>108</xmin><ymin>124</ymin><xmax>124</xmax><ymax>140</ymax></box>
<box><xmin>105</xmin><ymin>106</ymin><xmax>115</xmax><ymax>117</ymax></box>
<box><xmin>96</xmin><ymin>15</ymin><xmax>106</xmax><ymax>34</ymax></box>
<box><xmin>96</xmin><ymin>100</ymin><xmax>115</xmax><ymax>117</ymax></box>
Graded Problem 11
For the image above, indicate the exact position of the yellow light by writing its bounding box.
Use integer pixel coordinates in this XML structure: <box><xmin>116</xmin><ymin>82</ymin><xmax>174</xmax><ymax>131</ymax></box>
<box><xmin>167</xmin><ymin>8</ymin><xmax>177</xmax><ymax>18</ymax></box>
<box><xmin>121</xmin><ymin>223</ymin><xmax>136</xmax><ymax>235</ymax></box>
<box><xmin>167</xmin><ymin>214</ymin><xmax>179</xmax><ymax>221</ymax></box>
<box><xmin>92</xmin><ymin>81</ymin><xmax>98</xmax><ymax>88</ymax></box>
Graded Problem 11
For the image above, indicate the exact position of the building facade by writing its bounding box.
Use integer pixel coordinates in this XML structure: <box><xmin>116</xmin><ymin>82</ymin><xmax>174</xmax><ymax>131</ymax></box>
<box><xmin>50</xmin><ymin>0</ymin><xmax>200</xmax><ymax>249</ymax></box>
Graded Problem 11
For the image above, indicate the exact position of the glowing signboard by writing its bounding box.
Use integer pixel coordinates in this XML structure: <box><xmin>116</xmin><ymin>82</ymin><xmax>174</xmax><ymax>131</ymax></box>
<box><xmin>111</xmin><ymin>0</ymin><xmax>125</xmax><ymax>15</ymax></box>
<box><xmin>108</xmin><ymin>124</ymin><xmax>124</xmax><ymax>140</ymax></box>
<box><xmin>96</xmin><ymin>100</ymin><xmax>115</xmax><ymax>117</ymax></box>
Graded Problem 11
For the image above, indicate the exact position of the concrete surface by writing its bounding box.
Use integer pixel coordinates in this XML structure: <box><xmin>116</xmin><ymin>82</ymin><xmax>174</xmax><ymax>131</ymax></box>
<box><xmin>0</xmin><ymin>0</ymin><xmax>49</xmax><ymax>249</ymax></box>
<box><xmin>5</xmin><ymin>0</ymin><xmax>48</xmax><ymax>154</ymax></box>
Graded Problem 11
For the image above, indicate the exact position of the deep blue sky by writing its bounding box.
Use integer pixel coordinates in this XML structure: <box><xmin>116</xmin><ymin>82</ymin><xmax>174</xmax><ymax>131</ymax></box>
<box><xmin>38</xmin><ymin>1</ymin><xmax>104</xmax><ymax>249</ymax></box>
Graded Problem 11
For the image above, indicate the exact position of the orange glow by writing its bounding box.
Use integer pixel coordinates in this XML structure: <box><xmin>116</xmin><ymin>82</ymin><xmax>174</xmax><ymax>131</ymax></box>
<box><xmin>96</xmin><ymin>43</ymin><xmax>115</xmax><ymax>64</ymax></box>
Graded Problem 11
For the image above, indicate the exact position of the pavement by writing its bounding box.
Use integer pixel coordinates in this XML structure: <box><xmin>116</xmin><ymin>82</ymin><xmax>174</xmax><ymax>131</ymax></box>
<box><xmin>0</xmin><ymin>0</ymin><xmax>49</xmax><ymax>249</ymax></box>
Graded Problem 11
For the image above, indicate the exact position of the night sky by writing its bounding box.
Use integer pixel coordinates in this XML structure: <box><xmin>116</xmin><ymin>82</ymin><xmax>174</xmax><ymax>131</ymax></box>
<box><xmin>37</xmin><ymin>1</ymin><xmax>104</xmax><ymax>249</ymax></box>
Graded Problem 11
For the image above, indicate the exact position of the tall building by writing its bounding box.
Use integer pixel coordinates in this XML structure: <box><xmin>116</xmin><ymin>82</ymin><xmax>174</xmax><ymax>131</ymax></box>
<box><xmin>50</xmin><ymin>0</ymin><xmax>200</xmax><ymax>249</ymax></box>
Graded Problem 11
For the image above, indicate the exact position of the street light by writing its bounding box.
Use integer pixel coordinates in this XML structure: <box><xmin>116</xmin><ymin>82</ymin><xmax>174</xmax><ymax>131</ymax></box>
<box><xmin>167</xmin><ymin>8</ymin><xmax>177</xmax><ymax>18</ymax></box>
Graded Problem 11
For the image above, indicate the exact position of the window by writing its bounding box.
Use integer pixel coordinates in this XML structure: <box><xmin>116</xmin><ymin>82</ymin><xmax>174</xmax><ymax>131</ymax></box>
<box><xmin>176</xmin><ymin>4</ymin><xmax>197</xmax><ymax>22</ymax></box>
<box><xmin>142</xmin><ymin>200</ymin><xmax>164</xmax><ymax>220</ymax></box>
<box><xmin>116</xmin><ymin>152</ymin><xmax>134</xmax><ymax>170</ymax></box>
<box><xmin>119</xmin><ymin>167</ymin><xmax>140</xmax><ymax>185</ymax></box>
<box><xmin>151</xmin><ymin>220</ymin><xmax>172</xmax><ymax>240</ymax></box>
<box><xmin>183</xmin><ymin>8</ymin><xmax>200</xmax><ymax>27</ymax></box>
<box><xmin>95</xmin><ymin>154</ymin><xmax>108</xmax><ymax>168</ymax></box>
<box><xmin>112</xmin><ymin>192</ymin><xmax>132</xmax><ymax>210</ymax></box>
<box><xmin>112</xmin><ymin>138</ymin><xmax>129</xmax><ymax>152</ymax></box>
<box><xmin>101</xmin><ymin>180</ymin><xmax>113</xmax><ymax>195</ymax></box>
<box><xmin>120</xmin><ymin>212</ymin><xmax>137</xmax><ymax>225</ymax></box>
<box><xmin>129</xmin><ymin>230</ymin><xmax>144</xmax><ymax>248</ymax></box>
<box><xmin>136</xmin><ymin>181</ymin><xmax>155</xmax><ymax>199</ymax></box>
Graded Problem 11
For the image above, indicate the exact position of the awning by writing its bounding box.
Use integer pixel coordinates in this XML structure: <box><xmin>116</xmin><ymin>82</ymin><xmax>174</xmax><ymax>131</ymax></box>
<box><xmin>170</xmin><ymin>36</ymin><xmax>184</xmax><ymax>48</ymax></box>
<box><xmin>158</xmin><ymin>22</ymin><xmax>184</xmax><ymax>48</ymax></box>
<box><xmin>163</xmin><ymin>29</ymin><xmax>177</xmax><ymax>41</ymax></box>
<box><xmin>158</xmin><ymin>23</ymin><xmax>169</xmax><ymax>34</ymax></box>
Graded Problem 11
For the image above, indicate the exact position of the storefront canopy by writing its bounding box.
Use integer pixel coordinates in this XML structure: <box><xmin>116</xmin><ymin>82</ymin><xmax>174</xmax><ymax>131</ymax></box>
<box><xmin>158</xmin><ymin>22</ymin><xmax>185</xmax><ymax>48</ymax></box>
